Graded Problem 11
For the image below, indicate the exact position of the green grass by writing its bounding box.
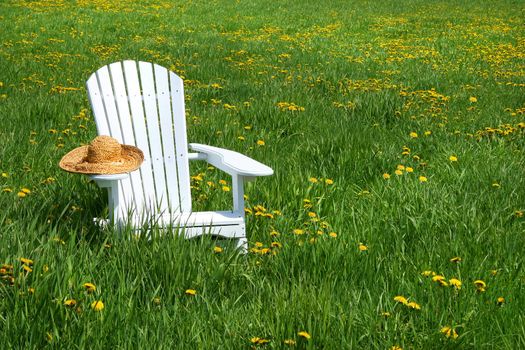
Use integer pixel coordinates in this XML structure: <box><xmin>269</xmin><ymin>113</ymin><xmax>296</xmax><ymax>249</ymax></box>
<box><xmin>1</xmin><ymin>0</ymin><xmax>525</xmax><ymax>348</ymax></box>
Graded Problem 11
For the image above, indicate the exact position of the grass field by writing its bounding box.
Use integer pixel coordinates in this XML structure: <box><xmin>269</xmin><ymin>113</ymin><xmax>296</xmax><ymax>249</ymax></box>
<box><xmin>1</xmin><ymin>0</ymin><xmax>525</xmax><ymax>348</ymax></box>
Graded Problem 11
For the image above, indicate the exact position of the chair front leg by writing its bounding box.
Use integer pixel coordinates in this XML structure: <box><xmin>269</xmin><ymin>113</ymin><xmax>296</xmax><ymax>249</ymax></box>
<box><xmin>231</xmin><ymin>174</ymin><xmax>245</xmax><ymax>217</ymax></box>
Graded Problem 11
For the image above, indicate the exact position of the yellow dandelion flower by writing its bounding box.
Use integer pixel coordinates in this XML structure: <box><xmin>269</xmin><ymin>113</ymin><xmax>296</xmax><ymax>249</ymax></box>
<box><xmin>293</xmin><ymin>229</ymin><xmax>304</xmax><ymax>235</ymax></box>
<box><xmin>395</xmin><ymin>169</ymin><xmax>403</xmax><ymax>176</ymax></box>
<box><xmin>449</xmin><ymin>155</ymin><xmax>458</xmax><ymax>162</ymax></box>
<box><xmin>406</xmin><ymin>301</ymin><xmax>421</xmax><ymax>310</ymax></box>
<box><xmin>449</xmin><ymin>278</ymin><xmax>462</xmax><ymax>290</ymax></box>
<box><xmin>432</xmin><ymin>275</ymin><xmax>446</xmax><ymax>282</ymax></box>
<box><xmin>63</xmin><ymin>299</ymin><xmax>77</xmax><ymax>307</ymax></box>
<box><xmin>20</xmin><ymin>258</ymin><xmax>33</xmax><ymax>265</ymax></box>
<box><xmin>271</xmin><ymin>242</ymin><xmax>282</xmax><ymax>248</ymax></box>
<box><xmin>237</xmin><ymin>136</ymin><xmax>245</xmax><ymax>141</ymax></box>
<box><xmin>185</xmin><ymin>289</ymin><xmax>197</xmax><ymax>296</ymax></box>
<box><xmin>83</xmin><ymin>282</ymin><xmax>96</xmax><ymax>293</ymax></box>
<box><xmin>91</xmin><ymin>300</ymin><xmax>104</xmax><ymax>311</ymax></box>
<box><xmin>308</xmin><ymin>212</ymin><xmax>317</xmax><ymax>218</ymax></box>
<box><xmin>418</xmin><ymin>176</ymin><xmax>428</xmax><ymax>182</ymax></box>
<box><xmin>358</xmin><ymin>243</ymin><xmax>368</xmax><ymax>251</ymax></box>
<box><xmin>213</xmin><ymin>246</ymin><xmax>223</xmax><ymax>253</ymax></box>
<box><xmin>250</xmin><ymin>337</ymin><xmax>270</xmax><ymax>345</ymax></box>
<box><xmin>308</xmin><ymin>177</ymin><xmax>318</xmax><ymax>183</ymax></box>
<box><xmin>1</xmin><ymin>172</ymin><xmax>7</xmax><ymax>178</ymax></box>
<box><xmin>381</xmin><ymin>312</ymin><xmax>391</xmax><ymax>317</ymax></box>
<box><xmin>17</xmin><ymin>192</ymin><xmax>26</xmax><ymax>198</ymax></box>
<box><xmin>383</xmin><ymin>173</ymin><xmax>391</xmax><ymax>180</ymax></box>
<box><xmin>391</xmin><ymin>346</ymin><xmax>403</xmax><ymax>350</ymax></box>
<box><xmin>284</xmin><ymin>339</ymin><xmax>296</xmax><ymax>346</ymax></box>
<box><xmin>394</xmin><ymin>296</ymin><xmax>408</xmax><ymax>305</ymax></box>
<box><xmin>153</xmin><ymin>297</ymin><xmax>161</xmax><ymax>305</ymax></box>
<box><xmin>325</xmin><ymin>178</ymin><xmax>334</xmax><ymax>185</ymax></box>
<box><xmin>450</xmin><ymin>256</ymin><xmax>462</xmax><ymax>263</ymax></box>
<box><xmin>424</xmin><ymin>130</ymin><xmax>432</xmax><ymax>136</ymax></box>
<box><xmin>469</xmin><ymin>96</ymin><xmax>478</xmax><ymax>103</ymax></box>
<box><xmin>397</xmin><ymin>165</ymin><xmax>405</xmax><ymax>170</ymax></box>
<box><xmin>2</xmin><ymin>188</ymin><xmax>12</xmax><ymax>193</ymax></box>
<box><xmin>441</xmin><ymin>326</ymin><xmax>458</xmax><ymax>339</ymax></box>
<box><xmin>256</xmin><ymin>140</ymin><xmax>265</xmax><ymax>146</ymax></box>
<box><xmin>409</xmin><ymin>132</ymin><xmax>418</xmax><ymax>138</ymax></box>
<box><xmin>21</xmin><ymin>188</ymin><xmax>31</xmax><ymax>194</ymax></box>
<box><xmin>421</xmin><ymin>270</ymin><xmax>434</xmax><ymax>277</ymax></box>
<box><xmin>497</xmin><ymin>297</ymin><xmax>505</xmax><ymax>305</ymax></box>
<box><xmin>22</xmin><ymin>265</ymin><xmax>33</xmax><ymax>273</ymax></box>
<box><xmin>474</xmin><ymin>280</ymin><xmax>486</xmax><ymax>292</ymax></box>
<box><xmin>405</xmin><ymin>167</ymin><xmax>414</xmax><ymax>173</ymax></box>
<box><xmin>329</xmin><ymin>232</ymin><xmax>337</xmax><ymax>238</ymax></box>
<box><xmin>297</xmin><ymin>331</ymin><xmax>311</xmax><ymax>340</ymax></box>
<box><xmin>222</xmin><ymin>186</ymin><xmax>230</xmax><ymax>192</ymax></box>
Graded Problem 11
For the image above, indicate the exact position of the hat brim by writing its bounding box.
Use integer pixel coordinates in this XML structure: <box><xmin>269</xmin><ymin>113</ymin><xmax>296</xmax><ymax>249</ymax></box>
<box><xmin>59</xmin><ymin>144</ymin><xmax>144</xmax><ymax>175</ymax></box>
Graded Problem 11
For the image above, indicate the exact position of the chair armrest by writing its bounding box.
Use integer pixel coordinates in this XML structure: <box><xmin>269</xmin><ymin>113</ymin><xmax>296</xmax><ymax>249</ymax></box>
<box><xmin>189</xmin><ymin>143</ymin><xmax>273</xmax><ymax>177</ymax></box>
<box><xmin>89</xmin><ymin>173</ymin><xmax>129</xmax><ymax>188</ymax></box>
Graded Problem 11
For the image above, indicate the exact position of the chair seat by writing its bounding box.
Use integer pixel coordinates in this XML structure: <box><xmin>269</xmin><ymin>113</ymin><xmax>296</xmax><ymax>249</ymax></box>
<box><xmin>96</xmin><ymin>211</ymin><xmax>244</xmax><ymax>238</ymax></box>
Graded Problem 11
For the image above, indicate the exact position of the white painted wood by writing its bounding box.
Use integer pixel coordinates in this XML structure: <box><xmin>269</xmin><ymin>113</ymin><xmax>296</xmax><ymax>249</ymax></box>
<box><xmin>189</xmin><ymin>143</ymin><xmax>274</xmax><ymax>176</ymax></box>
<box><xmin>139</xmin><ymin>61</ymin><xmax>168</xmax><ymax>214</ymax></box>
<box><xmin>122</xmin><ymin>61</ymin><xmax>156</xmax><ymax>212</ymax></box>
<box><xmin>154</xmin><ymin>63</ymin><xmax>181</xmax><ymax>213</ymax></box>
<box><xmin>86</xmin><ymin>74</ymin><xmax>110</xmax><ymax>135</ymax></box>
<box><xmin>169</xmin><ymin>72</ymin><xmax>192</xmax><ymax>212</ymax></box>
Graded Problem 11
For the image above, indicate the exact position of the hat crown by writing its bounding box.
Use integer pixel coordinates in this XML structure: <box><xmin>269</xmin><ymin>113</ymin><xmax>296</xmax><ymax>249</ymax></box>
<box><xmin>86</xmin><ymin>136</ymin><xmax>123</xmax><ymax>164</ymax></box>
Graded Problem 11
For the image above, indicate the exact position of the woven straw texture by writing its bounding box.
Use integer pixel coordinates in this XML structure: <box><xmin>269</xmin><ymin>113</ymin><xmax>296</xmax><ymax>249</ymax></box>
<box><xmin>59</xmin><ymin>136</ymin><xmax>144</xmax><ymax>174</ymax></box>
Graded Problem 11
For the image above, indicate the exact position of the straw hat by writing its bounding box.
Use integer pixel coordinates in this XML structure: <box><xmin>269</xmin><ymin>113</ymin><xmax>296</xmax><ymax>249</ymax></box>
<box><xmin>59</xmin><ymin>136</ymin><xmax>144</xmax><ymax>174</ymax></box>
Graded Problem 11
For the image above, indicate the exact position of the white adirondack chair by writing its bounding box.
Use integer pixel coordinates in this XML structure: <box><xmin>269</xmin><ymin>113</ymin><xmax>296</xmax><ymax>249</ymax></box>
<box><xmin>85</xmin><ymin>60</ymin><xmax>273</xmax><ymax>250</ymax></box>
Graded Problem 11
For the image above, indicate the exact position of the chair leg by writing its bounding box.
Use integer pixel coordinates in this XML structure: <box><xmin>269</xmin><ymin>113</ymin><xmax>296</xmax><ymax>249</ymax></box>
<box><xmin>236</xmin><ymin>237</ymin><xmax>248</xmax><ymax>254</ymax></box>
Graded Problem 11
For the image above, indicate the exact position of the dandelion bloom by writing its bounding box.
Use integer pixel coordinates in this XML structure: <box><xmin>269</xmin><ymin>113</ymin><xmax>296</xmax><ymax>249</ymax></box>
<box><xmin>497</xmin><ymin>297</ymin><xmax>505</xmax><ymax>305</ymax></box>
<box><xmin>222</xmin><ymin>186</ymin><xmax>230</xmax><ymax>192</ymax></box>
<box><xmin>297</xmin><ymin>331</ymin><xmax>311</xmax><ymax>340</ymax></box>
<box><xmin>424</xmin><ymin>131</ymin><xmax>432</xmax><ymax>136</ymax></box>
<box><xmin>325</xmin><ymin>178</ymin><xmax>334</xmax><ymax>185</ymax></box>
<box><xmin>20</xmin><ymin>258</ymin><xmax>33</xmax><ymax>265</ymax></box>
<box><xmin>358</xmin><ymin>243</ymin><xmax>368</xmax><ymax>251</ymax></box>
<box><xmin>421</xmin><ymin>270</ymin><xmax>434</xmax><ymax>277</ymax></box>
<box><xmin>329</xmin><ymin>232</ymin><xmax>337</xmax><ymax>238</ymax></box>
<box><xmin>91</xmin><ymin>300</ymin><xmax>104</xmax><ymax>311</ymax></box>
<box><xmin>394</xmin><ymin>296</ymin><xmax>408</xmax><ymax>305</ymax></box>
<box><xmin>64</xmin><ymin>299</ymin><xmax>77</xmax><ymax>307</ymax></box>
<box><xmin>17</xmin><ymin>191</ymin><xmax>26</xmax><ymax>198</ymax></box>
<box><xmin>383</xmin><ymin>173</ymin><xmax>391</xmax><ymax>180</ymax></box>
<box><xmin>409</xmin><ymin>132</ymin><xmax>418</xmax><ymax>138</ymax></box>
<box><xmin>449</xmin><ymin>278</ymin><xmax>462</xmax><ymax>290</ymax></box>
<box><xmin>449</xmin><ymin>155</ymin><xmax>458</xmax><ymax>162</ymax></box>
<box><xmin>391</xmin><ymin>346</ymin><xmax>403</xmax><ymax>350</ymax></box>
<box><xmin>22</xmin><ymin>265</ymin><xmax>33</xmax><ymax>273</ymax></box>
<box><xmin>250</xmin><ymin>337</ymin><xmax>270</xmax><ymax>345</ymax></box>
<box><xmin>284</xmin><ymin>339</ymin><xmax>296</xmax><ymax>346</ymax></box>
<box><xmin>469</xmin><ymin>96</ymin><xmax>478</xmax><ymax>103</ymax></box>
<box><xmin>185</xmin><ymin>289</ymin><xmax>197</xmax><ymax>296</ymax></box>
<box><xmin>473</xmin><ymin>280</ymin><xmax>486</xmax><ymax>292</ymax></box>
<box><xmin>440</xmin><ymin>326</ymin><xmax>458</xmax><ymax>339</ymax></box>
<box><xmin>256</xmin><ymin>140</ymin><xmax>265</xmax><ymax>146</ymax></box>
<box><xmin>293</xmin><ymin>229</ymin><xmax>304</xmax><ymax>235</ymax></box>
<box><xmin>418</xmin><ymin>176</ymin><xmax>428</xmax><ymax>182</ymax></box>
<box><xmin>83</xmin><ymin>282</ymin><xmax>96</xmax><ymax>293</ymax></box>
<box><xmin>213</xmin><ymin>246</ymin><xmax>223</xmax><ymax>253</ymax></box>
<box><xmin>406</xmin><ymin>301</ymin><xmax>421</xmax><ymax>310</ymax></box>
<box><xmin>308</xmin><ymin>177</ymin><xmax>318</xmax><ymax>183</ymax></box>
<box><xmin>395</xmin><ymin>169</ymin><xmax>403</xmax><ymax>176</ymax></box>
<box><xmin>450</xmin><ymin>257</ymin><xmax>461</xmax><ymax>263</ymax></box>
<box><xmin>405</xmin><ymin>167</ymin><xmax>414</xmax><ymax>173</ymax></box>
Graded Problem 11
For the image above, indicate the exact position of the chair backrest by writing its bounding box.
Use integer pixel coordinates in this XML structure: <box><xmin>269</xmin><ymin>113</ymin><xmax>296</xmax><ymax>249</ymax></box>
<box><xmin>86</xmin><ymin>61</ymin><xmax>192</xmax><ymax>218</ymax></box>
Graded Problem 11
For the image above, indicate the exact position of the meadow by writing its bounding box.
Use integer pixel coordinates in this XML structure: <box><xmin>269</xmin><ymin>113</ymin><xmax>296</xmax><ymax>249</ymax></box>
<box><xmin>1</xmin><ymin>0</ymin><xmax>524</xmax><ymax>348</ymax></box>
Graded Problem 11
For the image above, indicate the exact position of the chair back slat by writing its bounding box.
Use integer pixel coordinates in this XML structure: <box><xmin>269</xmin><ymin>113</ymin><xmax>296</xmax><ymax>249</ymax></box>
<box><xmin>138</xmin><ymin>62</ymin><xmax>168</xmax><ymax>214</ymax></box>
<box><xmin>153</xmin><ymin>64</ymin><xmax>182</xmax><ymax>212</ymax></box>
<box><xmin>107</xmin><ymin>62</ymin><xmax>144</xmax><ymax>213</ymax></box>
<box><xmin>169</xmin><ymin>72</ymin><xmax>192</xmax><ymax>211</ymax></box>
<box><xmin>87</xmin><ymin>61</ymin><xmax>192</xmax><ymax>219</ymax></box>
